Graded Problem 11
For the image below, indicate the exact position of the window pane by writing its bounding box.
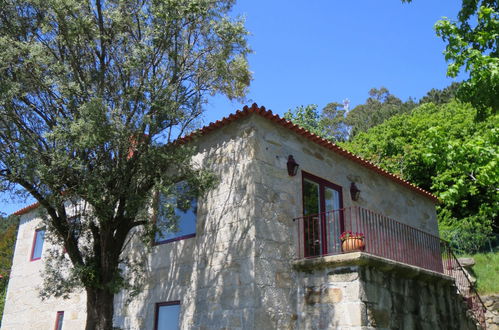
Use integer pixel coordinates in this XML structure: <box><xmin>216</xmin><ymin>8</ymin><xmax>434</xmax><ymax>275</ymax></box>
<box><xmin>155</xmin><ymin>182</ymin><xmax>197</xmax><ymax>243</ymax></box>
<box><xmin>55</xmin><ymin>311</ymin><xmax>64</xmax><ymax>330</ymax></box>
<box><xmin>303</xmin><ymin>179</ymin><xmax>320</xmax><ymax>215</ymax></box>
<box><xmin>325</xmin><ymin>187</ymin><xmax>341</xmax><ymax>253</ymax></box>
<box><xmin>68</xmin><ymin>216</ymin><xmax>81</xmax><ymax>239</ymax></box>
<box><xmin>157</xmin><ymin>304</ymin><xmax>180</xmax><ymax>330</ymax></box>
<box><xmin>31</xmin><ymin>229</ymin><xmax>45</xmax><ymax>260</ymax></box>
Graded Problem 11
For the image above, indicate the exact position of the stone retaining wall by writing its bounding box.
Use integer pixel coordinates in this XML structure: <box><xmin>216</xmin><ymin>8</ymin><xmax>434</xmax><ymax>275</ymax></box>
<box><xmin>294</xmin><ymin>253</ymin><xmax>481</xmax><ymax>329</ymax></box>
<box><xmin>483</xmin><ymin>294</ymin><xmax>499</xmax><ymax>330</ymax></box>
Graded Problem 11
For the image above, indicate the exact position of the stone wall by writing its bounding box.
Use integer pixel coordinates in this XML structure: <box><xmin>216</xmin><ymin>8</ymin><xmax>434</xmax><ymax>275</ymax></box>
<box><xmin>112</xmin><ymin>116</ymin><xmax>265</xmax><ymax>329</ymax></box>
<box><xmin>293</xmin><ymin>253</ymin><xmax>481</xmax><ymax>330</ymax></box>
<box><xmin>250</xmin><ymin>115</ymin><xmax>439</xmax><ymax>235</ymax></box>
<box><xmin>483</xmin><ymin>294</ymin><xmax>499</xmax><ymax>330</ymax></box>
<box><xmin>248</xmin><ymin>114</ymin><xmax>441</xmax><ymax>329</ymax></box>
<box><xmin>3</xmin><ymin>113</ymin><xmax>444</xmax><ymax>329</ymax></box>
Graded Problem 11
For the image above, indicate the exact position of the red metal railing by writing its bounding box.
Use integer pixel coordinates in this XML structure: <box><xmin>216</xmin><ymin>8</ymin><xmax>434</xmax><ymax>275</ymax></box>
<box><xmin>441</xmin><ymin>242</ymin><xmax>487</xmax><ymax>328</ymax></box>
<box><xmin>293</xmin><ymin>206</ymin><xmax>487</xmax><ymax>328</ymax></box>
<box><xmin>294</xmin><ymin>206</ymin><xmax>443</xmax><ymax>272</ymax></box>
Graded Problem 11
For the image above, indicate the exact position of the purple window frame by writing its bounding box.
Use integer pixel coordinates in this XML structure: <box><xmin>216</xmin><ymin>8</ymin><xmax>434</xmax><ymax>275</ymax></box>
<box><xmin>54</xmin><ymin>311</ymin><xmax>64</xmax><ymax>330</ymax></box>
<box><xmin>301</xmin><ymin>171</ymin><xmax>344</xmax><ymax>256</ymax></box>
<box><xmin>154</xmin><ymin>300</ymin><xmax>181</xmax><ymax>330</ymax></box>
<box><xmin>154</xmin><ymin>232</ymin><xmax>196</xmax><ymax>245</ymax></box>
<box><xmin>153</xmin><ymin>192</ymin><xmax>197</xmax><ymax>246</ymax></box>
<box><xmin>30</xmin><ymin>228</ymin><xmax>45</xmax><ymax>261</ymax></box>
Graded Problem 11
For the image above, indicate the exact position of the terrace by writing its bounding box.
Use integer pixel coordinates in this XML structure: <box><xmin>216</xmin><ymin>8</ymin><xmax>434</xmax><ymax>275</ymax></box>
<box><xmin>293</xmin><ymin>206</ymin><xmax>487</xmax><ymax>328</ymax></box>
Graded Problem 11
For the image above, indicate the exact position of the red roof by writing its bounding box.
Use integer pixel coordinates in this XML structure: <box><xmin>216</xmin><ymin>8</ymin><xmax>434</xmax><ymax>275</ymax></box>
<box><xmin>13</xmin><ymin>103</ymin><xmax>438</xmax><ymax>216</ymax></box>
<box><xmin>13</xmin><ymin>201</ymin><xmax>41</xmax><ymax>216</ymax></box>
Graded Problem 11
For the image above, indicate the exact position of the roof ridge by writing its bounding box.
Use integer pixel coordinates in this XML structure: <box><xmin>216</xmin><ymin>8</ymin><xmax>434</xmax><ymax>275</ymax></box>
<box><xmin>178</xmin><ymin>103</ymin><xmax>438</xmax><ymax>203</ymax></box>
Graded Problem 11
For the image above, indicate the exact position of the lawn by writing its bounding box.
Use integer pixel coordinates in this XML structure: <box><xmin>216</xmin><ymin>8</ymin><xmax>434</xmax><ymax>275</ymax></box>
<box><xmin>462</xmin><ymin>252</ymin><xmax>499</xmax><ymax>295</ymax></box>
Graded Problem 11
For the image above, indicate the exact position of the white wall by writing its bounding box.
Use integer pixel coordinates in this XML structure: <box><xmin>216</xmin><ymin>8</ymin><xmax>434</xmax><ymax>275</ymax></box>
<box><xmin>2</xmin><ymin>211</ymin><xmax>87</xmax><ymax>330</ymax></box>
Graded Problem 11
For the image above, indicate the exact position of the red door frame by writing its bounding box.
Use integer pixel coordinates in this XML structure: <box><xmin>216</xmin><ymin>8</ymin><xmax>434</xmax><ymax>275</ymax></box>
<box><xmin>302</xmin><ymin>171</ymin><xmax>344</xmax><ymax>255</ymax></box>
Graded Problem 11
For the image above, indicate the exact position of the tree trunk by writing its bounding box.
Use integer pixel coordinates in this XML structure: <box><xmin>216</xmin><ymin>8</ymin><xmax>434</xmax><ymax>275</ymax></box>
<box><xmin>85</xmin><ymin>287</ymin><xmax>115</xmax><ymax>330</ymax></box>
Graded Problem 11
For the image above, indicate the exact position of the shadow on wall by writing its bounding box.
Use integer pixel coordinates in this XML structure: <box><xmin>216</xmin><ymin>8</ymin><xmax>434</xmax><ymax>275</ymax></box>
<box><xmin>359</xmin><ymin>266</ymin><xmax>480</xmax><ymax>329</ymax></box>
<box><xmin>114</xmin><ymin>131</ymin><xmax>258</xmax><ymax>329</ymax></box>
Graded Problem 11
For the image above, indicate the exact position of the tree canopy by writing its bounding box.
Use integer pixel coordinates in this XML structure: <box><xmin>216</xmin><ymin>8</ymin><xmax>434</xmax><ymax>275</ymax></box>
<box><xmin>0</xmin><ymin>0</ymin><xmax>251</xmax><ymax>329</ymax></box>
<box><xmin>283</xmin><ymin>87</ymin><xmax>417</xmax><ymax>142</ymax></box>
<box><xmin>435</xmin><ymin>2</ymin><xmax>498</xmax><ymax>118</ymax></box>
<box><xmin>344</xmin><ymin>87</ymin><xmax>417</xmax><ymax>138</ymax></box>
<box><xmin>405</xmin><ymin>0</ymin><xmax>498</xmax><ymax>118</ymax></box>
<box><xmin>344</xmin><ymin>100</ymin><xmax>498</xmax><ymax>253</ymax></box>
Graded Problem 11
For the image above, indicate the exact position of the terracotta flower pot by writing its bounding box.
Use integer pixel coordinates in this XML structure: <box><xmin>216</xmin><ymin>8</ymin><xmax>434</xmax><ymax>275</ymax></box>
<box><xmin>341</xmin><ymin>237</ymin><xmax>365</xmax><ymax>252</ymax></box>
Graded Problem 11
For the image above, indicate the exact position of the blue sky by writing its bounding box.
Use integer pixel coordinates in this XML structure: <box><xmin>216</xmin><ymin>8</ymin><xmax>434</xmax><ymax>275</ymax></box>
<box><xmin>1</xmin><ymin>0</ymin><xmax>463</xmax><ymax>216</ymax></box>
<box><xmin>205</xmin><ymin>0</ymin><xmax>463</xmax><ymax>122</ymax></box>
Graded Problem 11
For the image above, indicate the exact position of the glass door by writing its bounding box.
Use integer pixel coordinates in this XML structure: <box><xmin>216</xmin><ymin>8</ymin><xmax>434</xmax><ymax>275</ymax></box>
<box><xmin>302</xmin><ymin>172</ymin><xmax>343</xmax><ymax>256</ymax></box>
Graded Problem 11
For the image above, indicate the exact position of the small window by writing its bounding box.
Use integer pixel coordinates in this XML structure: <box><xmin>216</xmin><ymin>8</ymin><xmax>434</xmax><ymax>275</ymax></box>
<box><xmin>154</xmin><ymin>301</ymin><xmax>180</xmax><ymax>330</ymax></box>
<box><xmin>30</xmin><ymin>228</ymin><xmax>46</xmax><ymax>261</ymax></box>
<box><xmin>155</xmin><ymin>182</ymin><xmax>197</xmax><ymax>244</ymax></box>
<box><xmin>68</xmin><ymin>216</ymin><xmax>81</xmax><ymax>239</ymax></box>
<box><xmin>54</xmin><ymin>311</ymin><xmax>64</xmax><ymax>330</ymax></box>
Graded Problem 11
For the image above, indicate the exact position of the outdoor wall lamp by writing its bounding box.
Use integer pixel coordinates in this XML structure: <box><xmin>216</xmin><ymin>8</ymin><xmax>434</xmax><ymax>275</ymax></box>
<box><xmin>287</xmin><ymin>155</ymin><xmax>299</xmax><ymax>176</ymax></box>
<box><xmin>350</xmin><ymin>182</ymin><xmax>361</xmax><ymax>201</ymax></box>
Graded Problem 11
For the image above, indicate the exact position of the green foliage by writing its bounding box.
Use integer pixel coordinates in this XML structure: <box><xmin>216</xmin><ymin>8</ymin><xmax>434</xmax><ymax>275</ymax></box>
<box><xmin>403</xmin><ymin>0</ymin><xmax>498</xmax><ymax>117</ymax></box>
<box><xmin>344</xmin><ymin>101</ymin><xmax>498</xmax><ymax>253</ymax></box>
<box><xmin>284</xmin><ymin>105</ymin><xmax>324</xmax><ymax>137</ymax></box>
<box><xmin>321</xmin><ymin>102</ymin><xmax>351</xmax><ymax>142</ymax></box>
<box><xmin>419</xmin><ymin>82</ymin><xmax>461</xmax><ymax>105</ymax></box>
<box><xmin>284</xmin><ymin>88</ymin><xmax>418</xmax><ymax>142</ymax></box>
<box><xmin>283</xmin><ymin>103</ymin><xmax>350</xmax><ymax>142</ymax></box>
<box><xmin>0</xmin><ymin>0</ymin><xmax>250</xmax><ymax>328</ymax></box>
<box><xmin>0</xmin><ymin>216</ymin><xmax>19</xmax><ymax>326</ymax></box>
<box><xmin>345</xmin><ymin>87</ymin><xmax>417</xmax><ymax>138</ymax></box>
<box><xmin>434</xmin><ymin>2</ymin><xmax>498</xmax><ymax>118</ymax></box>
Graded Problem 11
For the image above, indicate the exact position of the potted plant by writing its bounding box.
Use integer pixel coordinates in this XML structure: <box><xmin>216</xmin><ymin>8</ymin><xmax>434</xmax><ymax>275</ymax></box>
<box><xmin>340</xmin><ymin>231</ymin><xmax>365</xmax><ymax>252</ymax></box>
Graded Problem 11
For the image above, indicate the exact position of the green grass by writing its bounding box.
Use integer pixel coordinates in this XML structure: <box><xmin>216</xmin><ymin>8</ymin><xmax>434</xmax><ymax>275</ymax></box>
<box><xmin>461</xmin><ymin>252</ymin><xmax>499</xmax><ymax>295</ymax></box>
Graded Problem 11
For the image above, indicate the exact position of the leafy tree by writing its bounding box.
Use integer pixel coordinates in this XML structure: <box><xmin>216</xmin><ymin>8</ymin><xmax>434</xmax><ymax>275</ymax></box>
<box><xmin>345</xmin><ymin>87</ymin><xmax>417</xmax><ymax>138</ymax></box>
<box><xmin>0</xmin><ymin>0</ymin><xmax>251</xmax><ymax>329</ymax></box>
<box><xmin>285</xmin><ymin>88</ymin><xmax>417</xmax><ymax>142</ymax></box>
<box><xmin>321</xmin><ymin>102</ymin><xmax>350</xmax><ymax>142</ymax></box>
<box><xmin>344</xmin><ymin>101</ymin><xmax>498</xmax><ymax>253</ymax></box>
<box><xmin>283</xmin><ymin>102</ymin><xmax>350</xmax><ymax>142</ymax></box>
<box><xmin>435</xmin><ymin>3</ymin><xmax>498</xmax><ymax>119</ymax></box>
<box><xmin>405</xmin><ymin>0</ymin><xmax>498</xmax><ymax>118</ymax></box>
<box><xmin>419</xmin><ymin>82</ymin><xmax>461</xmax><ymax>105</ymax></box>
<box><xmin>283</xmin><ymin>105</ymin><xmax>324</xmax><ymax>138</ymax></box>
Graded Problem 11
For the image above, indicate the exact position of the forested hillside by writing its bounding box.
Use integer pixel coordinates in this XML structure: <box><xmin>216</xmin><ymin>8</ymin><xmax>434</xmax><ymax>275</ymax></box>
<box><xmin>0</xmin><ymin>216</ymin><xmax>18</xmax><ymax>326</ymax></box>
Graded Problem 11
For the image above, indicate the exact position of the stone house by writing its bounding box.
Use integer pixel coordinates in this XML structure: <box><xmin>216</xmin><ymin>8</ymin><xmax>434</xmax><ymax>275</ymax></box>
<box><xmin>2</xmin><ymin>104</ymin><xmax>480</xmax><ymax>329</ymax></box>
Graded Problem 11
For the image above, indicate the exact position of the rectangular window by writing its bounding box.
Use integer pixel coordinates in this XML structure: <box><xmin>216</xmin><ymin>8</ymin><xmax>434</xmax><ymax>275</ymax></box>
<box><xmin>54</xmin><ymin>311</ymin><xmax>64</xmax><ymax>330</ymax></box>
<box><xmin>30</xmin><ymin>228</ymin><xmax>46</xmax><ymax>261</ymax></box>
<box><xmin>68</xmin><ymin>216</ymin><xmax>81</xmax><ymax>240</ymax></box>
<box><xmin>155</xmin><ymin>182</ymin><xmax>197</xmax><ymax>244</ymax></box>
<box><xmin>302</xmin><ymin>172</ymin><xmax>343</xmax><ymax>257</ymax></box>
<box><xmin>154</xmin><ymin>301</ymin><xmax>180</xmax><ymax>330</ymax></box>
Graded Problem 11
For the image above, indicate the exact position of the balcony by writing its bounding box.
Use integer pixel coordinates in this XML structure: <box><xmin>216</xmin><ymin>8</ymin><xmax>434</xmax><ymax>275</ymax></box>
<box><xmin>293</xmin><ymin>206</ymin><xmax>487</xmax><ymax>328</ymax></box>
<box><xmin>294</xmin><ymin>206</ymin><xmax>444</xmax><ymax>272</ymax></box>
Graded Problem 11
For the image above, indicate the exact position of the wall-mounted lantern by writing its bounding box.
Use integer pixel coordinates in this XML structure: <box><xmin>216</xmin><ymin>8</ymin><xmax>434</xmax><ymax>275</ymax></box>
<box><xmin>350</xmin><ymin>182</ymin><xmax>361</xmax><ymax>201</ymax></box>
<box><xmin>287</xmin><ymin>155</ymin><xmax>299</xmax><ymax>176</ymax></box>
